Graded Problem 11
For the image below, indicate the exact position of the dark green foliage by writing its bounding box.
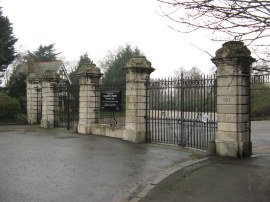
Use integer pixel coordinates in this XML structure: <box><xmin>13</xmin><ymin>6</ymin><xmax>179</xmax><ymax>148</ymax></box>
<box><xmin>27</xmin><ymin>44</ymin><xmax>60</xmax><ymax>62</ymax></box>
<box><xmin>101</xmin><ymin>45</ymin><xmax>143</xmax><ymax>85</ymax></box>
<box><xmin>0</xmin><ymin>7</ymin><xmax>17</xmax><ymax>76</ymax></box>
<box><xmin>8</xmin><ymin>43</ymin><xmax>59</xmax><ymax>103</ymax></box>
<box><xmin>69</xmin><ymin>52</ymin><xmax>94</xmax><ymax>86</ymax></box>
<box><xmin>251</xmin><ymin>83</ymin><xmax>270</xmax><ymax>119</ymax></box>
<box><xmin>8</xmin><ymin>71</ymin><xmax>27</xmax><ymax>98</ymax></box>
<box><xmin>7</xmin><ymin>52</ymin><xmax>27</xmax><ymax>107</ymax></box>
<box><xmin>0</xmin><ymin>93</ymin><xmax>21</xmax><ymax>120</ymax></box>
<box><xmin>7</xmin><ymin>69</ymin><xmax>27</xmax><ymax>116</ymax></box>
<box><xmin>77</xmin><ymin>52</ymin><xmax>93</xmax><ymax>69</ymax></box>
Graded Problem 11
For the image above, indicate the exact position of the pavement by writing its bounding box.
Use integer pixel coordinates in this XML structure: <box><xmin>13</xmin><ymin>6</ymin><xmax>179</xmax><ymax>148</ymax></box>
<box><xmin>135</xmin><ymin>121</ymin><xmax>270</xmax><ymax>202</ymax></box>
<box><xmin>136</xmin><ymin>155</ymin><xmax>270</xmax><ymax>202</ymax></box>
<box><xmin>0</xmin><ymin>121</ymin><xmax>269</xmax><ymax>202</ymax></box>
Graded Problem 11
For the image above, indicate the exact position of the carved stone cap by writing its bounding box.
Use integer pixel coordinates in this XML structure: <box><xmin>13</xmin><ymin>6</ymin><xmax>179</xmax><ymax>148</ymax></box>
<box><xmin>26</xmin><ymin>72</ymin><xmax>41</xmax><ymax>83</ymax></box>
<box><xmin>76</xmin><ymin>63</ymin><xmax>103</xmax><ymax>77</ymax></box>
<box><xmin>212</xmin><ymin>41</ymin><xmax>255</xmax><ymax>62</ymax></box>
<box><xmin>42</xmin><ymin>70</ymin><xmax>60</xmax><ymax>82</ymax></box>
<box><xmin>125</xmin><ymin>56</ymin><xmax>155</xmax><ymax>73</ymax></box>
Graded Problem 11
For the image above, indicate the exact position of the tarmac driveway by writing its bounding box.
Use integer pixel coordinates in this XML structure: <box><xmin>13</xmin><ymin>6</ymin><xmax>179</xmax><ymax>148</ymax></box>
<box><xmin>0</xmin><ymin>125</ymin><xmax>201</xmax><ymax>202</ymax></box>
<box><xmin>251</xmin><ymin>121</ymin><xmax>270</xmax><ymax>154</ymax></box>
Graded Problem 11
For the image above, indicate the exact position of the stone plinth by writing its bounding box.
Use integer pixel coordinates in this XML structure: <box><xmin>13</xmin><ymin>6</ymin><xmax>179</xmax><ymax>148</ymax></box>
<box><xmin>123</xmin><ymin>56</ymin><xmax>155</xmax><ymax>143</ymax></box>
<box><xmin>77</xmin><ymin>64</ymin><xmax>103</xmax><ymax>134</ymax></box>
<box><xmin>212</xmin><ymin>41</ymin><xmax>255</xmax><ymax>157</ymax></box>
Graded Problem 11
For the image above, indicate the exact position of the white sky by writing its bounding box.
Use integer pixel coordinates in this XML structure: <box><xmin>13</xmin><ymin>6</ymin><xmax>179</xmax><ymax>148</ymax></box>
<box><xmin>1</xmin><ymin>0</ymin><xmax>221</xmax><ymax>78</ymax></box>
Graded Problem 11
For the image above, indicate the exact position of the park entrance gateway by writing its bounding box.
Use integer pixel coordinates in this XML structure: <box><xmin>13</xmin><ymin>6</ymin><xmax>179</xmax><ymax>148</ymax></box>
<box><xmin>26</xmin><ymin>42</ymin><xmax>257</xmax><ymax>157</ymax></box>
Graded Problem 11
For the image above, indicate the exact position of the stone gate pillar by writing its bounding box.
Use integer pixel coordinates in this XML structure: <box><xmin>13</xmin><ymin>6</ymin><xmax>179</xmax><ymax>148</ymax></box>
<box><xmin>77</xmin><ymin>64</ymin><xmax>103</xmax><ymax>134</ymax></box>
<box><xmin>123</xmin><ymin>56</ymin><xmax>155</xmax><ymax>143</ymax></box>
<box><xmin>26</xmin><ymin>73</ymin><xmax>41</xmax><ymax>125</ymax></box>
<box><xmin>211</xmin><ymin>41</ymin><xmax>255</xmax><ymax>157</ymax></box>
<box><xmin>40</xmin><ymin>70</ymin><xmax>60</xmax><ymax>128</ymax></box>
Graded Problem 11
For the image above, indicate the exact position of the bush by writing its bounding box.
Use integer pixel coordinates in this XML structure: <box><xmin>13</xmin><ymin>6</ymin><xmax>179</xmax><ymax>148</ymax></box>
<box><xmin>0</xmin><ymin>93</ymin><xmax>21</xmax><ymax>121</ymax></box>
<box><xmin>251</xmin><ymin>84</ymin><xmax>270</xmax><ymax>119</ymax></box>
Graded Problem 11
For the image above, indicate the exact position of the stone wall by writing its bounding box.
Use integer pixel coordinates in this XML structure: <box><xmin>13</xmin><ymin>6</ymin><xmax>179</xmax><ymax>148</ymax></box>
<box><xmin>76</xmin><ymin>57</ymin><xmax>155</xmax><ymax>143</ymax></box>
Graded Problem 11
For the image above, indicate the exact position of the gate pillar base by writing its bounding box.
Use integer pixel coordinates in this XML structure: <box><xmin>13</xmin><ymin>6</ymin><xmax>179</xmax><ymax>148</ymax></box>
<box><xmin>41</xmin><ymin>119</ymin><xmax>54</xmax><ymax>129</ymax></box>
<box><xmin>78</xmin><ymin>124</ymin><xmax>91</xmax><ymax>134</ymax></box>
<box><xmin>73</xmin><ymin>123</ymin><xmax>78</xmax><ymax>133</ymax></box>
<box><xmin>207</xmin><ymin>140</ymin><xmax>216</xmax><ymax>156</ymax></box>
<box><xmin>123</xmin><ymin>129</ymin><xmax>145</xmax><ymax>143</ymax></box>
<box><xmin>215</xmin><ymin>140</ymin><xmax>252</xmax><ymax>158</ymax></box>
<box><xmin>28</xmin><ymin>118</ymin><xmax>34</xmax><ymax>125</ymax></box>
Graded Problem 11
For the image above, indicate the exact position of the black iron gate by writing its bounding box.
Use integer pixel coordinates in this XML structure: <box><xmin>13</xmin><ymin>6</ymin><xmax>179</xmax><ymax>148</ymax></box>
<box><xmin>53</xmin><ymin>83</ymin><xmax>79</xmax><ymax>130</ymax></box>
<box><xmin>146</xmin><ymin>74</ymin><xmax>217</xmax><ymax>150</ymax></box>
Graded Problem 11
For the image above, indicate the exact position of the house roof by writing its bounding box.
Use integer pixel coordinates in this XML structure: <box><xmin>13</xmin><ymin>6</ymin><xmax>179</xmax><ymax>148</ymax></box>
<box><xmin>25</xmin><ymin>61</ymin><xmax>72</xmax><ymax>84</ymax></box>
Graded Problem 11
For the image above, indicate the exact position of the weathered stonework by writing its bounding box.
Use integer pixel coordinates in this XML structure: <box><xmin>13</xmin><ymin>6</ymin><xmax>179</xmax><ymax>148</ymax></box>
<box><xmin>212</xmin><ymin>41</ymin><xmax>255</xmax><ymax>157</ymax></box>
<box><xmin>26</xmin><ymin>73</ymin><xmax>41</xmax><ymax>124</ymax></box>
<box><xmin>123</xmin><ymin>56</ymin><xmax>155</xmax><ymax>143</ymax></box>
<box><xmin>77</xmin><ymin>64</ymin><xmax>103</xmax><ymax>134</ymax></box>
<box><xmin>40</xmin><ymin>70</ymin><xmax>60</xmax><ymax>128</ymax></box>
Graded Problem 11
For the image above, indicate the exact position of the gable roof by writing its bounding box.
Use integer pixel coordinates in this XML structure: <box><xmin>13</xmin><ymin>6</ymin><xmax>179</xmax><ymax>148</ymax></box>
<box><xmin>26</xmin><ymin>61</ymin><xmax>72</xmax><ymax>84</ymax></box>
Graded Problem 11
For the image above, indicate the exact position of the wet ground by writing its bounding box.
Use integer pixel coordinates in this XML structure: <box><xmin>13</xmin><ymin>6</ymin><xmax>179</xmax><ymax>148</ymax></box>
<box><xmin>0</xmin><ymin>121</ymin><xmax>268</xmax><ymax>202</ymax></box>
<box><xmin>0</xmin><ymin>125</ymin><xmax>203</xmax><ymax>202</ymax></box>
<box><xmin>138</xmin><ymin>120</ymin><xmax>270</xmax><ymax>202</ymax></box>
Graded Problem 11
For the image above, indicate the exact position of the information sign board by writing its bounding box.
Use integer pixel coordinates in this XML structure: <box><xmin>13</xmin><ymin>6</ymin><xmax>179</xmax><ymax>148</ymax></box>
<box><xmin>100</xmin><ymin>90</ymin><xmax>122</xmax><ymax>111</ymax></box>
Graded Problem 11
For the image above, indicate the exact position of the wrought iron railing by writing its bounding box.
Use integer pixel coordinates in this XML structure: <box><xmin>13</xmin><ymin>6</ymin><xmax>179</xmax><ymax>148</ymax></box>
<box><xmin>53</xmin><ymin>83</ymin><xmax>79</xmax><ymax>130</ymax></box>
<box><xmin>146</xmin><ymin>74</ymin><xmax>217</xmax><ymax>150</ymax></box>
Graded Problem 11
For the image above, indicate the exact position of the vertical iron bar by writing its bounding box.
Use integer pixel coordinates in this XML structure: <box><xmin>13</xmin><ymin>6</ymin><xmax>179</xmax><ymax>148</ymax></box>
<box><xmin>170</xmin><ymin>77</ymin><xmax>173</xmax><ymax>144</ymax></box>
<box><xmin>145</xmin><ymin>77</ymin><xmax>149</xmax><ymax>142</ymax></box>
<box><xmin>180</xmin><ymin>73</ymin><xmax>184</xmax><ymax>145</ymax></box>
<box><xmin>36</xmin><ymin>88</ymin><xmax>39</xmax><ymax>124</ymax></box>
<box><xmin>157</xmin><ymin>81</ymin><xmax>160</xmax><ymax>143</ymax></box>
<box><xmin>203</xmin><ymin>75</ymin><xmax>206</xmax><ymax>149</ymax></box>
<box><xmin>214</xmin><ymin>74</ymin><xmax>217</xmax><ymax>140</ymax></box>
<box><xmin>164</xmin><ymin>78</ymin><xmax>167</xmax><ymax>143</ymax></box>
<box><xmin>173</xmin><ymin>78</ymin><xmax>176</xmax><ymax>144</ymax></box>
<box><xmin>67</xmin><ymin>84</ymin><xmax>70</xmax><ymax>130</ymax></box>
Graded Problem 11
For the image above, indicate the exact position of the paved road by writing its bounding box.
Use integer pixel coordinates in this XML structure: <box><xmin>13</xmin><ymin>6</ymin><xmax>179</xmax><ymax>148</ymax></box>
<box><xmin>251</xmin><ymin>121</ymin><xmax>270</xmax><ymax>150</ymax></box>
<box><xmin>0</xmin><ymin>125</ymin><xmax>203</xmax><ymax>202</ymax></box>
<box><xmin>0</xmin><ymin>121</ymin><xmax>268</xmax><ymax>202</ymax></box>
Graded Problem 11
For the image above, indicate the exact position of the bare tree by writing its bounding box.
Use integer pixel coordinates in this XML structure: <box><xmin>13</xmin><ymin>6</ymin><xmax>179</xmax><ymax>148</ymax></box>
<box><xmin>174</xmin><ymin>66</ymin><xmax>203</xmax><ymax>78</ymax></box>
<box><xmin>158</xmin><ymin>0</ymin><xmax>270</xmax><ymax>70</ymax></box>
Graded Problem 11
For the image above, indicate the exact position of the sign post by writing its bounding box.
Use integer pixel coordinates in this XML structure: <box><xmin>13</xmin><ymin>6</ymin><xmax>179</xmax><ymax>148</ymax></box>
<box><xmin>100</xmin><ymin>90</ymin><xmax>122</xmax><ymax>126</ymax></box>
<box><xmin>100</xmin><ymin>90</ymin><xmax>122</xmax><ymax>111</ymax></box>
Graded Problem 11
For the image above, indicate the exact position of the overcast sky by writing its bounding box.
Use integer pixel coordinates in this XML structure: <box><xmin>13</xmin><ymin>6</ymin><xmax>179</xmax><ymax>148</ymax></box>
<box><xmin>1</xmin><ymin>0</ymin><xmax>221</xmax><ymax>78</ymax></box>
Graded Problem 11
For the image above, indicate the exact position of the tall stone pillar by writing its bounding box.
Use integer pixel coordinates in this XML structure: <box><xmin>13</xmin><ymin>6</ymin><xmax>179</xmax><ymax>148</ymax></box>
<box><xmin>40</xmin><ymin>70</ymin><xmax>60</xmax><ymax>128</ymax></box>
<box><xmin>211</xmin><ymin>41</ymin><xmax>255</xmax><ymax>157</ymax></box>
<box><xmin>124</xmin><ymin>56</ymin><xmax>155</xmax><ymax>143</ymax></box>
<box><xmin>26</xmin><ymin>73</ymin><xmax>41</xmax><ymax>125</ymax></box>
<box><xmin>77</xmin><ymin>64</ymin><xmax>103</xmax><ymax>134</ymax></box>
